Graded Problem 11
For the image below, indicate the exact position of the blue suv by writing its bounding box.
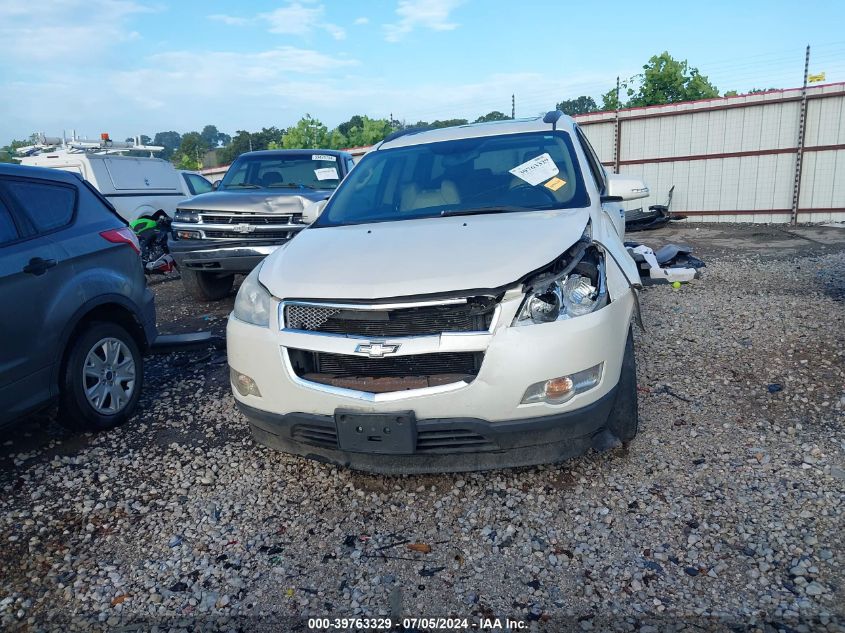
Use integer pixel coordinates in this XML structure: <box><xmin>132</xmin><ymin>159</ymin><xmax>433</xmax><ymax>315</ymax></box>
<box><xmin>0</xmin><ymin>164</ymin><xmax>157</xmax><ymax>430</ymax></box>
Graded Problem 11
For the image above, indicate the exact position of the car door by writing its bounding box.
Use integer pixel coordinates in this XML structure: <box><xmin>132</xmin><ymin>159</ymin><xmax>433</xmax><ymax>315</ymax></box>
<box><xmin>0</xmin><ymin>177</ymin><xmax>77</xmax><ymax>425</ymax></box>
<box><xmin>183</xmin><ymin>172</ymin><xmax>213</xmax><ymax>196</ymax></box>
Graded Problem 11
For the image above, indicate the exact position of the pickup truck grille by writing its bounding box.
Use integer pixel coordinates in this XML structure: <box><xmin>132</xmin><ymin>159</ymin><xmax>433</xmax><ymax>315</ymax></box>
<box><xmin>199</xmin><ymin>213</ymin><xmax>301</xmax><ymax>225</ymax></box>
<box><xmin>284</xmin><ymin>298</ymin><xmax>497</xmax><ymax>337</ymax></box>
<box><xmin>288</xmin><ymin>349</ymin><xmax>483</xmax><ymax>393</ymax></box>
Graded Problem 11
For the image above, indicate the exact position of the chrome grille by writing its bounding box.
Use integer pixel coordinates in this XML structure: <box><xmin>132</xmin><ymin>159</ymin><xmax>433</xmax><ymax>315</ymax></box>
<box><xmin>199</xmin><ymin>213</ymin><xmax>301</xmax><ymax>225</ymax></box>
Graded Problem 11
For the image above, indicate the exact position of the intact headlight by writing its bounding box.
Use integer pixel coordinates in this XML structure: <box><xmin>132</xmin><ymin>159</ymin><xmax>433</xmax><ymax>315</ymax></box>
<box><xmin>513</xmin><ymin>248</ymin><xmax>608</xmax><ymax>326</ymax></box>
<box><xmin>174</xmin><ymin>209</ymin><xmax>199</xmax><ymax>223</ymax></box>
<box><xmin>233</xmin><ymin>263</ymin><xmax>272</xmax><ymax>327</ymax></box>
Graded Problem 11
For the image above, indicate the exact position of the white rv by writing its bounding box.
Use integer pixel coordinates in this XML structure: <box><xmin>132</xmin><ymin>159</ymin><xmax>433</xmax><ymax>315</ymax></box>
<box><xmin>17</xmin><ymin>134</ymin><xmax>211</xmax><ymax>223</ymax></box>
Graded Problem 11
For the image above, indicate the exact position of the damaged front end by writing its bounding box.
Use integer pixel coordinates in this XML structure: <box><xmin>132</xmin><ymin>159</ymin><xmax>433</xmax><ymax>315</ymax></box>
<box><xmin>512</xmin><ymin>224</ymin><xmax>643</xmax><ymax>330</ymax></box>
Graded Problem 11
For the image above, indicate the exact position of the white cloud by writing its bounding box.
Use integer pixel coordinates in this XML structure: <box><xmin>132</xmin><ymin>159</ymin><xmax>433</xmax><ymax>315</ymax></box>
<box><xmin>211</xmin><ymin>2</ymin><xmax>346</xmax><ymax>40</ymax></box>
<box><xmin>353</xmin><ymin>17</ymin><xmax>369</xmax><ymax>25</ymax></box>
<box><xmin>0</xmin><ymin>0</ymin><xmax>153</xmax><ymax>62</ymax></box>
<box><xmin>208</xmin><ymin>14</ymin><xmax>251</xmax><ymax>26</ymax></box>
<box><xmin>384</xmin><ymin>0</ymin><xmax>463</xmax><ymax>43</ymax></box>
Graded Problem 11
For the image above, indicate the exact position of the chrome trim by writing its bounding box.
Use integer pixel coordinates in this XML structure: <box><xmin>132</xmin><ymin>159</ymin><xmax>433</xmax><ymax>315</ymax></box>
<box><xmin>280</xmin><ymin>328</ymin><xmax>438</xmax><ymax>342</ymax></box>
<box><xmin>173</xmin><ymin>222</ymin><xmax>304</xmax><ymax>232</ymax></box>
<box><xmin>279</xmin><ymin>298</ymin><xmax>499</xmax><ymax>338</ymax></box>
<box><xmin>281</xmin><ymin>348</ymin><xmax>472</xmax><ymax>402</ymax></box>
<box><xmin>177</xmin><ymin>245</ymin><xmax>281</xmax><ymax>257</ymax></box>
<box><xmin>282</xmin><ymin>298</ymin><xmax>468</xmax><ymax>313</ymax></box>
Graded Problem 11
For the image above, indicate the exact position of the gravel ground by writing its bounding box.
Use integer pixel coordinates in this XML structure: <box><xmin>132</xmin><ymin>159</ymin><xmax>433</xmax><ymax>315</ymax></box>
<box><xmin>0</xmin><ymin>225</ymin><xmax>843</xmax><ymax>632</ymax></box>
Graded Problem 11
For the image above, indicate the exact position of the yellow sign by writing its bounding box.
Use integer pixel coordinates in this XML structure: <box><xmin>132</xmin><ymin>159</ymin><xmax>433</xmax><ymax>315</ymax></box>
<box><xmin>543</xmin><ymin>177</ymin><xmax>567</xmax><ymax>191</ymax></box>
<box><xmin>808</xmin><ymin>72</ymin><xmax>826</xmax><ymax>83</ymax></box>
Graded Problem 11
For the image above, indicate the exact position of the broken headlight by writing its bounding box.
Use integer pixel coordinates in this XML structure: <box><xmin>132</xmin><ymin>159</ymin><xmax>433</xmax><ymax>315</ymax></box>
<box><xmin>513</xmin><ymin>246</ymin><xmax>608</xmax><ymax>326</ymax></box>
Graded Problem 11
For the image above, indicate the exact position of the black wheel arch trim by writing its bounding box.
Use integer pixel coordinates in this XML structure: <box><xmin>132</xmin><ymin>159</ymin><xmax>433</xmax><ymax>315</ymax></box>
<box><xmin>49</xmin><ymin>293</ymin><xmax>156</xmax><ymax>397</ymax></box>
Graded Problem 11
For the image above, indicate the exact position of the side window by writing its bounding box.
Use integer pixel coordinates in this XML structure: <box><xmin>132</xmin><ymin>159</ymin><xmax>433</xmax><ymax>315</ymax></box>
<box><xmin>0</xmin><ymin>197</ymin><xmax>20</xmax><ymax>245</ymax></box>
<box><xmin>575</xmin><ymin>127</ymin><xmax>607</xmax><ymax>194</ymax></box>
<box><xmin>346</xmin><ymin>158</ymin><xmax>355</xmax><ymax>175</ymax></box>
<box><xmin>186</xmin><ymin>173</ymin><xmax>212</xmax><ymax>195</ymax></box>
<box><xmin>0</xmin><ymin>180</ymin><xmax>76</xmax><ymax>233</ymax></box>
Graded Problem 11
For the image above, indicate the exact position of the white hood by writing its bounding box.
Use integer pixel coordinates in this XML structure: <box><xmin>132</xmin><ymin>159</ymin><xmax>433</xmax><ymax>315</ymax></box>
<box><xmin>259</xmin><ymin>208</ymin><xmax>590</xmax><ymax>300</ymax></box>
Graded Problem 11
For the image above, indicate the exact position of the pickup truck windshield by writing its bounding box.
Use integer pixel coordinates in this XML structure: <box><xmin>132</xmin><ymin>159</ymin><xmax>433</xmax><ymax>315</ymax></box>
<box><xmin>220</xmin><ymin>154</ymin><xmax>341</xmax><ymax>190</ymax></box>
<box><xmin>315</xmin><ymin>131</ymin><xmax>589</xmax><ymax>227</ymax></box>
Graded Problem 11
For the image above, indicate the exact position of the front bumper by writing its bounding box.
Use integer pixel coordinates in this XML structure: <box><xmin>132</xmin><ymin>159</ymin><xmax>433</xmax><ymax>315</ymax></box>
<box><xmin>228</xmin><ymin>285</ymin><xmax>635</xmax><ymax>471</ymax></box>
<box><xmin>239</xmin><ymin>387</ymin><xmax>618</xmax><ymax>474</ymax></box>
<box><xmin>168</xmin><ymin>240</ymin><xmax>285</xmax><ymax>273</ymax></box>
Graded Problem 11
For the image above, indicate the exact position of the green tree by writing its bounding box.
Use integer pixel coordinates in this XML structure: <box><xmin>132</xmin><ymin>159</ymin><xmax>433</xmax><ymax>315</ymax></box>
<box><xmin>328</xmin><ymin>128</ymin><xmax>349</xmax><ymax>149</ymax></box>
<box><xmin>344</xmin><ymin>116</ymin><xmax>392</xmax><ymax>147</ymax></box>
<box><xmin>201</xmin><ymin>124</ymin><xmax>232</xmax><ymax>148</ymax></box>
<box><xmin>601</xmin><ymin>84</ymin><xmax>623</xmax><ymax>111</ymax></box>
<box><xmin>337</xmin><ymin>115</ymin><xmax>364</xmax><ymax>138</ymax></box>
<box><xmin>474</xmin><ymin>111</ymin><xmax>510</xmax><ymax>123</ymax></box>
<box><xmin>429</xmin><ymin>118</ymin><xmax>469</xmax><ymax>129</ymax></box>
<box><xmin>124</xmin><ymin>134</ymin><xmax>152</xmax><ymax>145</ymax></box>
<box><xmin>172</xmin><ymin>132</ymin><xmax>209</xmax><ymax>170</ymax></box>
<box><xmin>0</xmin><ymin>136</ymin><xmax>38</xmax><ymax>163</ymax></box>
<box><xmin>555</xmin><ymin>96</ymin><xmax>598</xmax><ymax>116</ymax></box>
<box><xmin>216</xmin><ymin>127</ymin><xmax>283</xmax><ymax>164</ymax></box>
<box><xmin>623</xmin><ymin>52</ymin><xmax>719</xmax><ymax>108</ymax></box>
<box><xmin>282</xmin><ymin>115</ymin><xmax>329</xmax><ymax>149</ymax></box>
<box><xmin>153</xmin><ymin>131</ymin><xmax>181</xmax><ymax>160</ymax></box>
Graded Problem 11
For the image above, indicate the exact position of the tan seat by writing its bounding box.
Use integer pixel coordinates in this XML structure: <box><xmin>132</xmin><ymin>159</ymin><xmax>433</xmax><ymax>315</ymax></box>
<box><xmin>400</xmin><ymin>180</ymin><xmax>460</xmax><ymax>211</ymax></box>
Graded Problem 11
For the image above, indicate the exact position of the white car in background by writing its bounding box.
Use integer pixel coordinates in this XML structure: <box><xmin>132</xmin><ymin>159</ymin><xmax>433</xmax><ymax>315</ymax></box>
<box><xmin>227</xmin><ymin>112</ymin><xmax>649</xmax><ymax>473</ymax></box>
<box><xmin>19</xmin><ymin>152</ymin><xmax>210</xmax><ymax>223</ymax></box>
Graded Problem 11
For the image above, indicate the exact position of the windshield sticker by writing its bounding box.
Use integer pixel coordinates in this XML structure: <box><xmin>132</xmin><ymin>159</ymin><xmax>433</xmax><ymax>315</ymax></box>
<box><xmin>312</xmin><ymin>154</ymin><xmax>337</xmax><ymax>162</ymax></box>
<box><xmin>509</xmin><ymin>153</ymin><xmax>559</xmax><ymax>186</ymax></box>
<box><xmin>314</xmin><ymin>167</ymin><xmax>339</xmax><ymax>181</ymax></box>
<box><xmin>544</xmin><ymin>176</ymin><xmax>567</xmax><ymax>191</ymax></box>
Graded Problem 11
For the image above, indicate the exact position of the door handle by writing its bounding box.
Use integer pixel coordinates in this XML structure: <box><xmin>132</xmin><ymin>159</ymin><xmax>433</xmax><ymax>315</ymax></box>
<box><xmin>22</xmin><ymin>257</ymin><xmax>58</xmax><ymax>276</ymax></box>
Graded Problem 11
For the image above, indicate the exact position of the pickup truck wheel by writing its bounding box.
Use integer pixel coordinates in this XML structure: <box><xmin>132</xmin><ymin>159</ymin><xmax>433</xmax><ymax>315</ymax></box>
<box><xmin>59</xmin><ymin>322</ymin><xmax>143</xmax><ymax>431</ymax></box>
<box><xmin>181</xmin><ymin>269</ymin><xmax>235</xmax><ymax>301</ymax></box>
<box><xmin>606</xmin><ymin>327</ymin><xmax>638</xmax><ymax>443</ymax></box>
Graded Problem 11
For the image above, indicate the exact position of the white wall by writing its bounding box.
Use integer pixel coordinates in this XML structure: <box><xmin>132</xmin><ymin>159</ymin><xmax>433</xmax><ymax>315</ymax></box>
<box><xmin>576</xmin><ymin>83</ymin><xmax>845</xmax><ymax>223</ymax></box>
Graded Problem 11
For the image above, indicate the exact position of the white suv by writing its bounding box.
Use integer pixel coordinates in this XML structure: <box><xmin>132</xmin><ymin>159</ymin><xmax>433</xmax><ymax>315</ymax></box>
<box><xmin>226</xmin><ymin>112</ymin><xmax>650</xmax><ymax>473</ymax></box>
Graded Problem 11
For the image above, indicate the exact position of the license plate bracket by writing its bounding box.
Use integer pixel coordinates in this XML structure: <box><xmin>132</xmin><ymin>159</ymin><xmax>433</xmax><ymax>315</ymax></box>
<box><xmin>335</xmin><ymin>410</ymin><xmax>416</xmax><ymax>454</ymax></box>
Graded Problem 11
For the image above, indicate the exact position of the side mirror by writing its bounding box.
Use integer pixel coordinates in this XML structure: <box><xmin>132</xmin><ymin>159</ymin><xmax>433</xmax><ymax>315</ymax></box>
<box><xmin>601</xmin><ymin>174</ymin><xmax>649</xmax><ymax>202</ymax></box>
<box><xmin>301</xmin><ymin>199</ymin><xmax>328</xmax><ymax>224</ymax></box>
<box><xmin>212</xmin><ymin>180</ymin><xmax>222</xmax><ymax>191</ymax></box>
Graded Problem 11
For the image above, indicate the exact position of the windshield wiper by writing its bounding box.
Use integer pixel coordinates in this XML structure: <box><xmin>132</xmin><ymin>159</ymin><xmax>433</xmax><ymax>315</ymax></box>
<box><xmin>268</xmin><ymin>183</ymin><xmax>316</xmax><ymax>189</ymax></box>
<box><xmin>440</xmin><ymin>205</ymin><xmax>535</xmax><ymax>217</ymax></box>
<box><xmin>223</xmin><ymin>183</ymin><xmax>261</xmax><ymax>189</ymax></box>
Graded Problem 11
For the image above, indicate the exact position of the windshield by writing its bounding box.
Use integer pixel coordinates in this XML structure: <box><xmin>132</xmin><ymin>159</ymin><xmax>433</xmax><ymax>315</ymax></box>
<box><xmin>220</xmin><ymin>153</ymin><xmax>341</xmax><ymax>190</ymax></box>
<box><xmin>314</xmin><ymin>131</ymin><xmax>589</xmax><ymax>227</ymax></box>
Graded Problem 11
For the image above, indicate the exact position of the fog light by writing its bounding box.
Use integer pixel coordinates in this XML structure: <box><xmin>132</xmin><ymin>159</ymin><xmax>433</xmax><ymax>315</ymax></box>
<box><xmin>544</xmin><ymin>376</ymin><xmax>574</xmax><ymax>400</ymax></box>
<box><xmin>177</xmin><ymin>230</ymin><xmax>201</xmax><ymax>240</ymax></box>
<box><xmin>521</xmin><ymin>363</ymin><xmax>603</xmax><ymax>405</ymax></box>
<box><xmin>230</xmin><ymin>368</ymin><xmax>261</xmax><ymax>397</ymax></box>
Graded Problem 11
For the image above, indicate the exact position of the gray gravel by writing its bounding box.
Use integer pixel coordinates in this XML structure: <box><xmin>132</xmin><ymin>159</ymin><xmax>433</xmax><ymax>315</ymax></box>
<box><xmin>1</xmin><ymin>230</ymin><xmax>843</xmax><ymax>632</ymax></box>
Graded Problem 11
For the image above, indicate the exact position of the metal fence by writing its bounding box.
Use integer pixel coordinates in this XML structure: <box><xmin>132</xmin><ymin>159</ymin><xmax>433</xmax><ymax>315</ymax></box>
<box><xmin>576</xmin><ymin>82</ymin><xmax>845</xmax><ymax>223</ymax></box>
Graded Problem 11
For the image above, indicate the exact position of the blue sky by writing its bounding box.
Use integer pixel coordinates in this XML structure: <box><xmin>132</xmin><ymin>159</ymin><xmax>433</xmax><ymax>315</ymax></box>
<box><xmin>1</xmin><ymin>0</ymin><xmax>844</xmax><ymax>144</ymax></box>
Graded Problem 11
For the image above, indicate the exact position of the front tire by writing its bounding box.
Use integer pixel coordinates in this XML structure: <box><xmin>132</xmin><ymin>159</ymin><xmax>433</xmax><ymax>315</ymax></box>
<box><xmin>181</xmin><ymin>268</ymin><xmax>235</xmax><ymax>301</ymax></box>
<box><xmin>606</xmin><ymin>327</ymin><xmax>639</xmax><ymax>442</ymax></box>
<box><xmin>59</xmin><ymin>322</ymin><xmax>143</xmax><ymax>431</ymax></box>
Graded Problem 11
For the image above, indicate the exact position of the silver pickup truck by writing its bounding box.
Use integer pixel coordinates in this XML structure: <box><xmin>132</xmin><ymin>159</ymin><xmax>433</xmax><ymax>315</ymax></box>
<box><xmin>169</xmin><ymin>149</ymin><xmax>355</xmax><ymax>300</ymax></box>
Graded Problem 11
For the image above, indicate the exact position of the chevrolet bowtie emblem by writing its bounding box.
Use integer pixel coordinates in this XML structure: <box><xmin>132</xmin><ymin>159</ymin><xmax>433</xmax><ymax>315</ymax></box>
<box><xmin>355</xmin><ymin>342</ymin><xmax>400</xmax><ymax>358</ymax></box>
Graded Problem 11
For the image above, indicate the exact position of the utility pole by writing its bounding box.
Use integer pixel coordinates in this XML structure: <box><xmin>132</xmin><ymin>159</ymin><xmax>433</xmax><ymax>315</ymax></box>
<box><xmin>789</xmin><ymin>45</ymin><xmax>811</xmax><ymax>225</ymax></box>
<box><xmin>614</xmin><ymin>76</ymin><xmax>621</xmax><ymax>174</ymax></box>
<box><xmin>511</xmin><ymin>94</ymin><xmax>515</xmax><ymax>119</ymax></box>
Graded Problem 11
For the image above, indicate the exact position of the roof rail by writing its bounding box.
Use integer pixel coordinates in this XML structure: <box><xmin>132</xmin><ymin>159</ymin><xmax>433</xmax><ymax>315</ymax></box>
<box><xmin>543</xmin><ymin>110</ymin><xmax>564</xmax><ymax>130</ymax></box>
<box><xmin>381</xmin><ymin>126</ymin><xmax>435</xmax><ymax>144</ymax></box>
